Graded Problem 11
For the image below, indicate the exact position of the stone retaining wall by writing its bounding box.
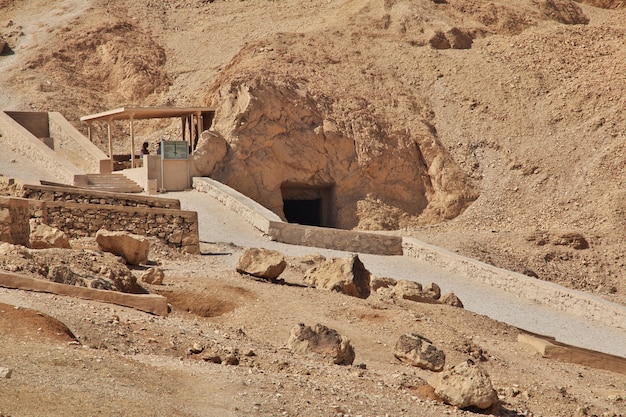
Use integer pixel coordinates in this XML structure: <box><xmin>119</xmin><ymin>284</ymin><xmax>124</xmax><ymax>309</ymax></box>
<box><xmin>27</xmin><ymin>199</ymin><xmax>199</xmax><ymax>254</ymax></box>
<box><xmin>0</xmin><ymin>195</ymin><xmax>198</xmax><ymax>254</ymax></box>
<box><xmin>8</xmin><ymin>182</ymin><xmax>181</xmax><ymax>210</ymax></box>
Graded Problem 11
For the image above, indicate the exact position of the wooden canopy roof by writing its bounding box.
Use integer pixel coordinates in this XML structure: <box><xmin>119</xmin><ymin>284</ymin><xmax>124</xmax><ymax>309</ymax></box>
<box><xmin>80</xmin><ymin>106</ymin><xmax>215</xmax><ymax>172</ymax></box>
<box><xmin>80</xmin><ymin>106</ymin><xmax>215</xmax><ymax>123</ymax></box>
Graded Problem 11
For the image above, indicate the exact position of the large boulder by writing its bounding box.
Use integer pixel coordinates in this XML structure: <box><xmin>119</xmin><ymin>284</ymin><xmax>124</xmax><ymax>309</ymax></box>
<box><xmin>95</xmin><ymin>229</ymin><xmax>149</xmax><ymax>265</ymax></box>
<box><xmin>440</xmin><ymin>292</ymin><xmax>464</xmax><ymax>308</ymax></box>
<box><xmin>190</xmin><ymin>130</ymin><xmax>228</xmax><ymax>176</ymax></box>
<box><xmin>394</xmin><ymin>333</ymin><xmax>446</xmax><ymax>372</ymax></box>
<box><xmin>29</xmin><ymin>220</ymin><xmax>70</xmax><ymax>249</ymax></box>
<box><xmin>303</xmin><ymin>255</ymin><xmax>371</xmax><ymax>299</ymax></box>
<box><xmin>430</xmin><ymin>360</ymin><xmax>498</xmax><ymax>410</ymax></box>
<box><xmin>236</xmin><ymin>248</ymin><xmax>286</xmax><ymax>281</ymax></box>
<box><xmin>287</xmin><ymin>323</ymin><xmax>355</xmax><ymax>365</ymax></box>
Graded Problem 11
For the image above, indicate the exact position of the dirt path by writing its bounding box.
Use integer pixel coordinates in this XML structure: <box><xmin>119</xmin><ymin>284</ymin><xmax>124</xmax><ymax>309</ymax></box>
<box><xmin>166</xmin><ymin>189</ymin><xmax>626</xmax><ymax>357</ymax></box>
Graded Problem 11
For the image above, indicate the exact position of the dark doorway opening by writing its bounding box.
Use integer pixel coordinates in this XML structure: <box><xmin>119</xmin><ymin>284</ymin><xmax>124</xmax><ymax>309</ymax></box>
<box><xmin>280</xmin><ymin>183</ymin><xmax>335</xmax><ymax>228</ymax></box>
<box><xmin>283</xmin><ymin>199</ymin><xmax>322</xmax><ymax>226</ymax></box>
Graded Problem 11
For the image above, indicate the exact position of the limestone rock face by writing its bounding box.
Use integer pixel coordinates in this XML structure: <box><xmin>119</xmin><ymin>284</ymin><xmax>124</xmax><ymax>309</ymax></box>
<box><xmin>236</xmin><ymin>248</ymin><xmax>286</xmax><ymax>281</ymax></box>
<box><xmin>287</xmin><ymin>323</ymin><xmax>355</xmax><ymax>365</ymax></box>
<box><xmin>95</xmin><ymin>229</ymin><xmax>149</xmax><ymax>265</ymax></box>
<box><xmin>29</xmin><ymin>220</ymin><xmax>70</xmax><ymax>249</ymax></box>
<box><xmin>431</xmin><ymin>360</ymin><xmax>498</xmax><ymax>410</ymax></box>
<box><xmin>304</xmin><ymin>255</ymin><xmax>371</xmax><ymax>299</ymax></box>
<box><xmin>394</xmin><ymin>333</ymin><xmax>446</xmax><ymax>371</ymax></box>
<box><xmin>204</xmin><ymin>75</ymin><xmax>478</xmax><ymax>230</ymax></box>
<box><xmin>576</xmin><ymin>0</ymin><xmax>625</xmax><ymax>8</ymax></box>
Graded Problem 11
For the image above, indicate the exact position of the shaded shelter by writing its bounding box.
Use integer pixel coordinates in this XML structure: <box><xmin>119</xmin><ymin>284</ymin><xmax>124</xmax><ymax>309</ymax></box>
<box><xmin>80</xmin><ymin>106</ymin><xmax>215</xmax><ymax>172</ymax></box>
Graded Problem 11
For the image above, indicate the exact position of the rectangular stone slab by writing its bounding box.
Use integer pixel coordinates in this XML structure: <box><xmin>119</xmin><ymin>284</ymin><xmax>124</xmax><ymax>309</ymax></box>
<box><xmin>518</xmin><ymin>332</ymin><xmax>626</xmax><ymax>375</ymax></box>
<box><xmin>0</xmin><ymin>271</ymin><xmax>168</xmax><ymax>316</ymax></box>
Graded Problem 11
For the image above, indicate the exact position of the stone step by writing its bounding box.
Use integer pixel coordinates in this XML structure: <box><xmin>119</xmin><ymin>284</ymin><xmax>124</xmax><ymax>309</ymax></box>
<box><xmin>85</xmin><ymin>174</ymin><xmax>143</xmax><ymax>193</ymax></box>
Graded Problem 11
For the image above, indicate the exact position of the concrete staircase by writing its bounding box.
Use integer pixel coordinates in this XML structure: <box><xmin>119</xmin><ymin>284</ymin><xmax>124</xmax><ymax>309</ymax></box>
<box><xmin>84</xmin><ymin>173</ymin><xmax>143</xmax><ymax>193</ymax></box>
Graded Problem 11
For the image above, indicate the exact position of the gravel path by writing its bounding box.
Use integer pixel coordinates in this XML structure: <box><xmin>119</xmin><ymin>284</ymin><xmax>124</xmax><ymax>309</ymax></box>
<box><xmin>167</xmin><ymin>189</ymin><xmax>626</xmax><ymax>358</ymax></box>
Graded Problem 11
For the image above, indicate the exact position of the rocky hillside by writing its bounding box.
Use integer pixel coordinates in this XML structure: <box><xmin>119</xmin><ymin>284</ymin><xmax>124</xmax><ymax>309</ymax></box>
<box><xmin>0</xmin><ymin>0</ymin><xmax>624</xmax><ymax>306</ymax></box>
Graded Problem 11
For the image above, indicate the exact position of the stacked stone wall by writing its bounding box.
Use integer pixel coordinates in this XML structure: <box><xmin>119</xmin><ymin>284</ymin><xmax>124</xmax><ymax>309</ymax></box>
<box><xmin>0</xmin><ymin>197</ymin><xmax>30</xmax><ymax>246</ymax></box>
<box><xmin>27</xmin><ymin>200</ymin><xmax>199</xmax><ymax>253</ymax></box>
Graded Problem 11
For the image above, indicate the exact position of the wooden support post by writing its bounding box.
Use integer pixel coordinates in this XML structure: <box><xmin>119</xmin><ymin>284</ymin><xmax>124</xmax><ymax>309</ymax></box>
<box><xmin>129</xmin><ymin>116</ymin><xmax>135</xmax><ymax>168</ymax></box>
<box><xmin>187</xmin><ymin>116</ymin><xmax>192</xmax><ymax>149</ymax></box>
<box><xmin>195</xmin><ymin>111</ymin><xmax>202</xmax><ymax>153</ymax></box>
<box><xmin>87</xmin><ymin>124</ymin><xmax>92</xmax><ymax>142</ymax></box>
<box><xmin>107</xmin><ymin>120</ymin><xmax>114</xmax><ymax>172</ymax></box>
<box><xmin>181</xmin><ymin>117</ymin><xmax>186</xmax><ymax>142</ymax></box>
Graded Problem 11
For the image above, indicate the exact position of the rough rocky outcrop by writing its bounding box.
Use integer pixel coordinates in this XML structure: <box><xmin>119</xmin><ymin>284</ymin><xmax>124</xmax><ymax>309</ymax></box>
<box><xmin>236</xmin><ymin>248</ymin><xmax>287</xmax><ymax>281</ymax></box>
<box><xmin>303</xmin><ymin>255</ymin><xmax>371</xmax><ymax>299</ymax></box>
<box><xmin>287</xmin><ymin>323</ymin><xmax>355</xmax><ymax>365</ymax></box>
<box><xmin>95</xmin><ymin>229</ymin><xmax>150</xmax><ymax>265</ymax></box>
<box><xmin>204</xmin><ymin>74</ymin><xmax>478</xmax><ymax>230</ymax></box>
<box><xmin>430</xmin><ymin>360</ymin><xmax>498</xmax><ymax>410</ymax></box>
<box><xmin>575</xmin><ymin>0</ymin><xmax>626</xmax><ymax>8</ymax></box>
<box><xmin>29</xmin><ymin>220</ymin><xmax>70</xmax><ymax>249</ymax></box>
<box><xmin>394</xmin><ymin>333</ymin><xmax>446</xmax><ymax>371</ymax></box>
<box><xmin>536</xmin><ymin>0</ymin><xmax>590</xmax><ymax>24</ymax></box>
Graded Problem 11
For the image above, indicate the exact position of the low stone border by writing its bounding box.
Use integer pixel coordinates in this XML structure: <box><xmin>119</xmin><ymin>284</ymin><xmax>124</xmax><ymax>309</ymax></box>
<box><xmin>193</xmin><ymin>177</ymin><xmax>281</xmax><ymax>232</ymax></box>
<box><xmin>402</xmin><ymin>237</ymin><xmax>626</xmax><ymax>331</ymax></box>
<box><xmin>268</xmin><ymin>221</ymin><xmax>402</xmax><ymax>255</ymax></box>
<box><xmin>0</xmin><ymin>271</ymin><xmax>168</xmax><ymax>316</ymax></box>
